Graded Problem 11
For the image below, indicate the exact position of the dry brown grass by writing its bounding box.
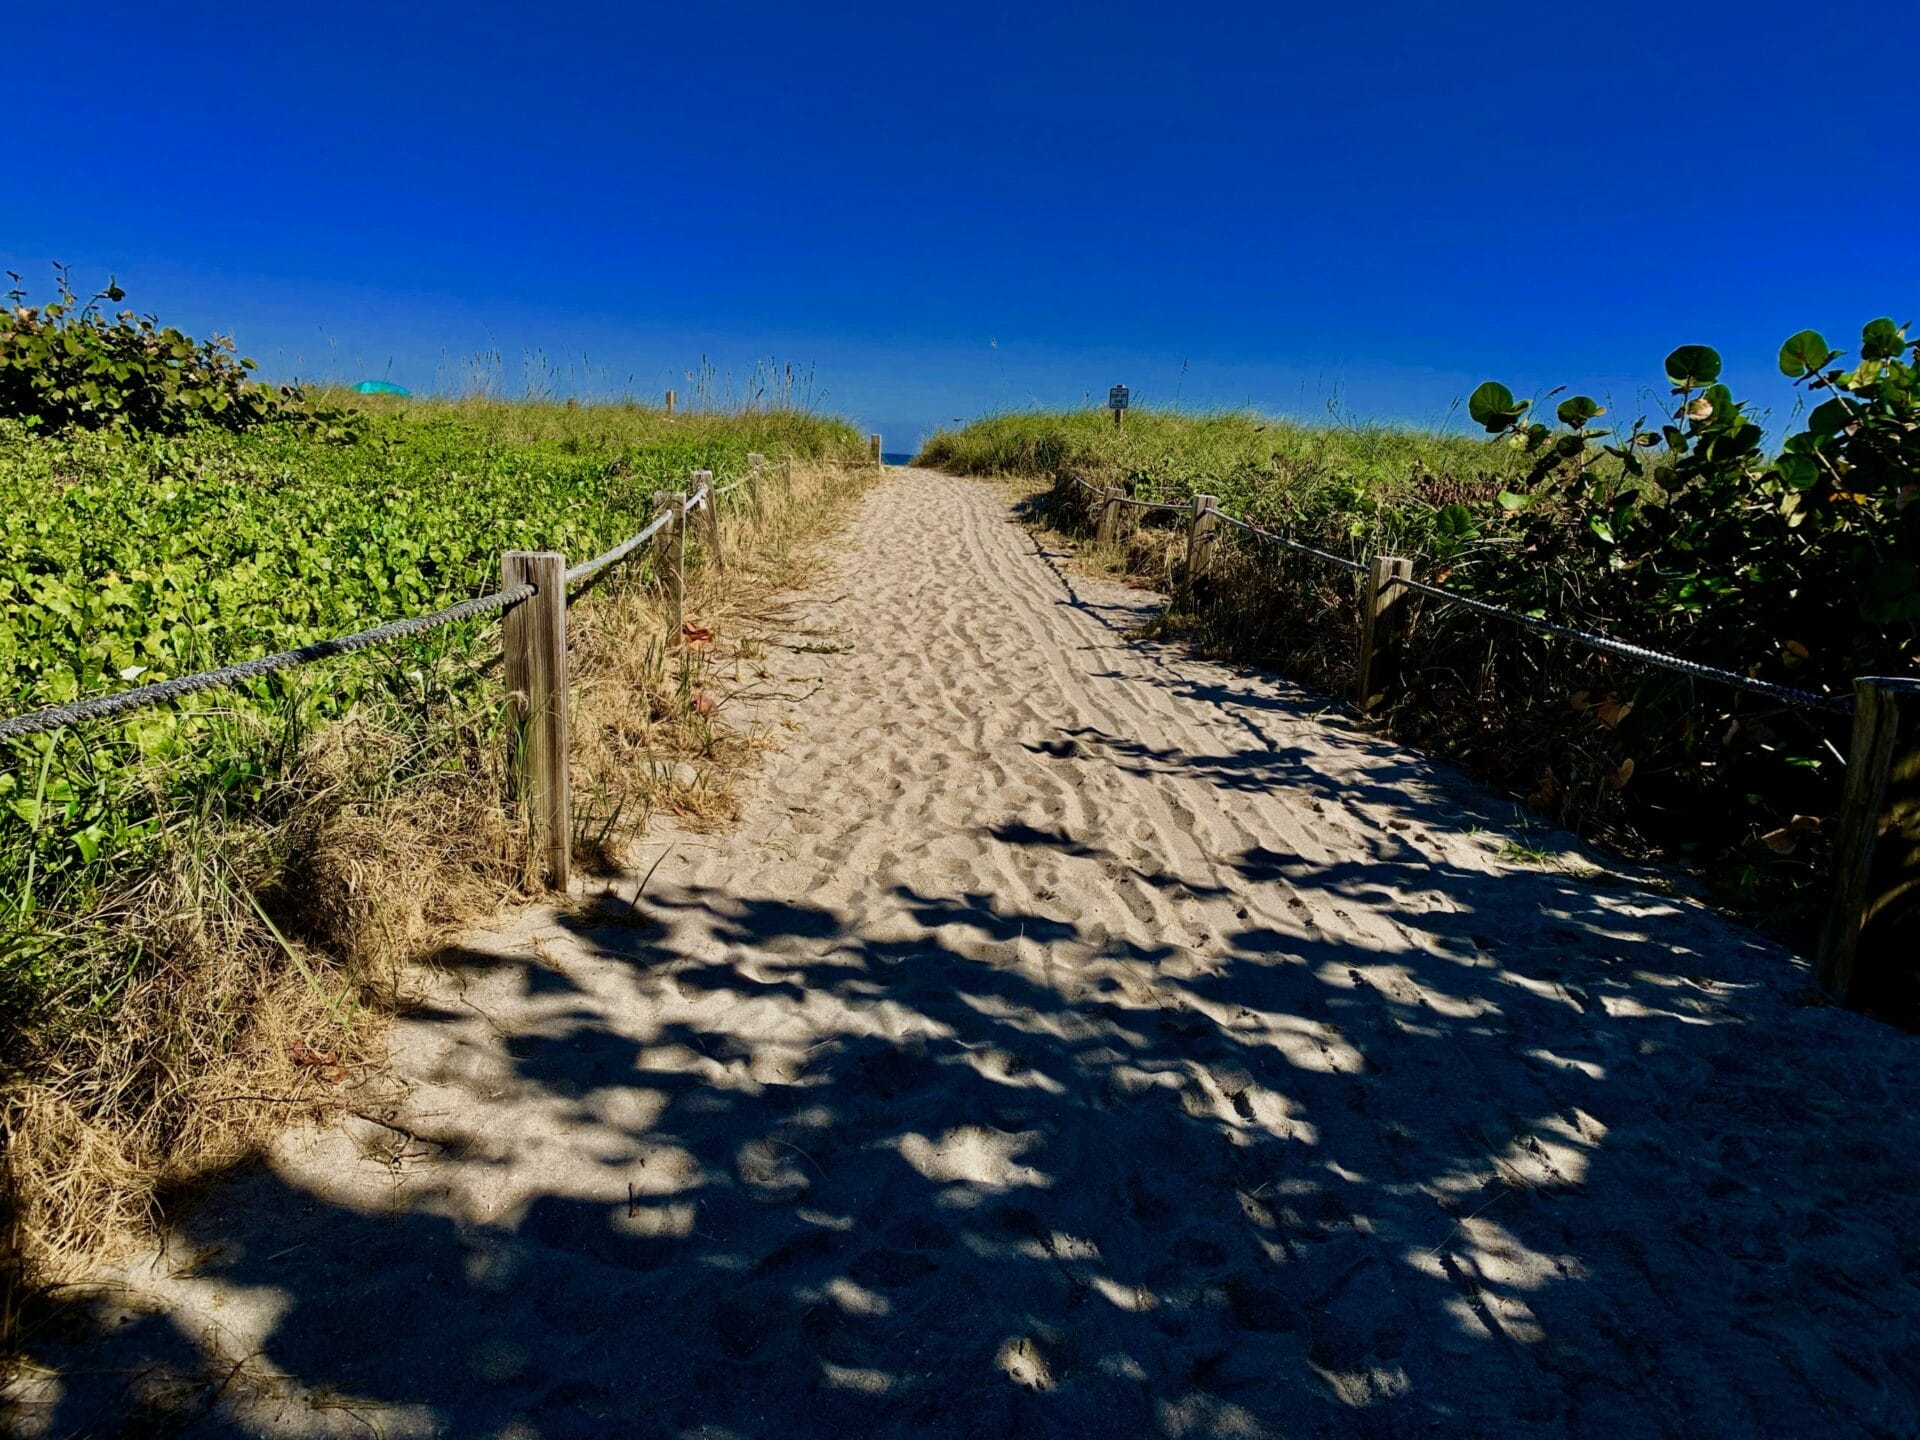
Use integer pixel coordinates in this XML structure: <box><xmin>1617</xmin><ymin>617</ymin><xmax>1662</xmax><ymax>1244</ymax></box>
<box><xmin>0</xmin><ymin>457</ymin><xmax>877</xmax><ymax>1357</ymax></box>
<box><xmin>1003</xmin><ymin>474</ymin><xmax>1364</xmax><ymax>691</ymax></box>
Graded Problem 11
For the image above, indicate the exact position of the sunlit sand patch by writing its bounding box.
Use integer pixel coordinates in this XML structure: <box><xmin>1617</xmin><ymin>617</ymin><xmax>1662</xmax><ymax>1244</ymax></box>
<box><xmin>623</xmin><ymin>1143</ymin><xmax>705</xmax><ymax>1196</ymax></box>
<box><xmin>613</xmin><ymin>1201</ymin><xmax>697</xmax><ymax>1240</ymax></box>
<box><xmin>1598</xmin><ymin>991</ymin><xmax>1719</xmax><ymax>1024</ymax></box>
<box><xmin>1090</xmin><ymin>1274</ymin><xmax>1157</xmax><ymax>1312</ymax></box>
<box><xmin>1095</xmin><ymin>1350</ymin><xmax>1151</xmax><ymax>1381</ymax></box>
<box><xmin>583</xmin><ymin>1085</ymin><xmax>672</xmax><ymax>1132</ymax></box>
<box><xmin>1266</xmin><ymin>1013</ymin><xmax>1368</xmax><ymax>1073</ymax></box>
<box><xmin>1310</xmin><ymin>1361</ymin><xmax>1413</xmax><ymax>1408</ymax></box>
<box><xmin>895</xmin><ymin>1125</ymin><xmax>1050</xmax><ymax>1190</ymax></box>
<box><xmin>1457</xmin><ymin>1216</ymin><xmax>1578</xmax><ymax>1298</ymax></box>
<box><xmin>1522</xmin><ymin>1047</ymin><xmax>1606</xmax><ymax>1079</ymax></box>
<box><xmin>1498</xmin><ymin>970</ymin><xmax>1593</xmax><ymax>1011</ymax></box>
<box><xmin>1155</xmin><ymin>1393</ymin><xmax>1275</xmax><ymax>1438</ymax></box>
<box><xmin>819</xmin><ymin>1363</ymin><xmax>894</xmax><ymax>1394</ymax></box>
<box><xmin>794</xmin><ymin>1207</ymin><xmax>852</xmax><ymax>1230</ymax></box>
<box><xmin>1492</xmin><ymin>1126</ymin><xmax>1591</xmax><ymax>1187</ymax></box>
<box><xmin>1411</xmin><ymin>981</ymin><xmax>1502</xmax><ymax>1020</ymax></box>
<box><xmin>734</xmin><ymin>1136</ymin><xmax>812</xmax><ymax>1197</ymax></box>
<box><xmin>996</xmin><ymin>1335</ymin><xmax>1057</xmax><ymax>1390</ymax></box>
<box><xmin>822</xmin><ymin>1276</ymin><xmax>890</xmax><ymax>1316</ymax></box>
<box><xmin>957</xmin><ymin>1044</ymin><xmax>1068</xmax><ymax>1093</ymax></box>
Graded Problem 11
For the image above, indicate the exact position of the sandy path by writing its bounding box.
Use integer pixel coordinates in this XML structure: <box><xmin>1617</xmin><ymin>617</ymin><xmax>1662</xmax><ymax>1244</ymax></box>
<box><xmin>16</xmin><ymin>468</ymin><xmax>1920</xmax><ymax>1438</ymax></box>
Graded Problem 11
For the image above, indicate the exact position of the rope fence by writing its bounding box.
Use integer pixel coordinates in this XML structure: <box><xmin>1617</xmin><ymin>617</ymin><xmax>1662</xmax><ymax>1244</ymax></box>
<box><xmin>1212</xmin><ymin>508</ymin><xmax>1366</xmax><ymax>575</ymax></box>
<box><xmin>0</xmin><ymin>449</ymin><xmax>806</xmax><ymax>887</ymax></box>
<box><xmin>0</xmin><ymin>585</ymin><xmax>537</xmax><ymax>742</ymax></box>
<box><xmin>5</xmin><ymin>443</ymin><xmax>1909</xmax><ymax>1013</ymax></box>
<box><xmin>564</xmin><ymin>508</ymin><xmax>675</xmax><ymax>588</ymax></box>
<box><xmin>1060</xmin><ymin>468</ymin><xmax>1920</xmax><ymax>1012</ymax></box>
<box><xmin>1062</xmin><ymin>470</ymin><xmax>1848</xmax><ymax>712</ymax></box>
<box><xmin>1395</xmin><ymin>576</ymin><xmax>1849</xmax><ymax>713</ymax></box>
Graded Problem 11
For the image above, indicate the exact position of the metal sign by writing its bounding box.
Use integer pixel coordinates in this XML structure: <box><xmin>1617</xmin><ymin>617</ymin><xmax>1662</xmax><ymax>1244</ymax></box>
<box><xmin>1108</xmin><ymin>384</ymin><xmax>1130</xmax><ymax>411</ymax></box>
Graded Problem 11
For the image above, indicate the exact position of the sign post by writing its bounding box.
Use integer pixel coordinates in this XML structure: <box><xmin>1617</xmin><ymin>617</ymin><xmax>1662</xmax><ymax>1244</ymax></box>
<box><xmin>1108</xmin><ymin>384</ymin><xmax>1129</xmax><ymax>430</ymax></box>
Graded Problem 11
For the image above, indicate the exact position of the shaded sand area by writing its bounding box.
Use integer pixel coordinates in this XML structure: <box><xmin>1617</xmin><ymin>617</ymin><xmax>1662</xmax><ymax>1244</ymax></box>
<box><xmin>12</xmin><ymin>469</ymin><xmax>1919</xmax><ymax>1437</ymax></box>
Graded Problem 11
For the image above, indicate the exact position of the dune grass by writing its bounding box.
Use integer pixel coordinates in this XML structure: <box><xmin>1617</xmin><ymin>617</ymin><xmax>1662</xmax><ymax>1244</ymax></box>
<box><xmin>0</xmin><ymin>395</ymin><xmax>871</xmax><ymax>1345</ymax></box>
<box><xmin>918</xmin><ymin>408</ymin><xmax>1529</xmax><ymax>562</ymax></box>
<box><xmin>920</xmin><ymin>406</ymin><xmax>1861</xmax><ymax>966</ymax></box>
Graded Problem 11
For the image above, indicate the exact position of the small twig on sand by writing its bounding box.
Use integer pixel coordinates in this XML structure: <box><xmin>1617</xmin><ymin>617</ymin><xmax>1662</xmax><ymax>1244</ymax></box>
<box><xmin>198</xmin><ymin>1093</ymin><xmax>319</xmax><ymax>1107</ymax></box>
<box><xmin>1423</xmin><ymin>1186</ymin><xmax>1515</xmax><ymax>1258</ymax></box>
<box><xmin>768</xmin><ymin>1136</ymin><xmax>825</xmax><ymax>1177</ymax></box>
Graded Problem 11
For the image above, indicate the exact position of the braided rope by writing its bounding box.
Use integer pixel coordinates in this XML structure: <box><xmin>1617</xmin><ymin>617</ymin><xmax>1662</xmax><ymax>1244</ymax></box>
<box><xmin>564</xmin><ymin>508</ymin><xmax>674</xmax><ymax>586</ymax></box>
<box><xmin>1398</xmin><ymin>576</ymin><xmax>1850</xmax><ymax>713</ymax></box>
<box><xmin>1</xmin><ymin>469</ymin><xmax>739</xmax><ymax>741</ymax></box>
<box><xmin>1212</xmin><ymin>509</ymin><xmax>1367</xmax><ymax>574</ymax></box>
<box><xmin>3</xmin><ymin>460</ymin><xmax>1853</xmax><ymax>740</ymax></box>
<box><xmin>1057</xmin><ymin>469</ymin><xmax>1845</xmax><ymax>712</ymax></box>
<box><xmin>1066</xmin><ymin>474</ymin><xmax>1204</xmax><ymax>515</ymax></box>
<box><xmin>0</xmin><ymin>584</ymin><xmax>537</xmax><ymax>742</ymax></box>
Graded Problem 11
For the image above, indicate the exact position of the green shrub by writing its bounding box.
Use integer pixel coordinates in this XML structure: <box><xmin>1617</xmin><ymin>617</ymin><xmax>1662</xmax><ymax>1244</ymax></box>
<box><xmin>1468</xmin><ymin>320</ymin><xmax>1920</xmax><ymax>697</ymax></box>
<box><xmin>922</xmin><ymin>331</ymin><xmax>1920</xmax><ymax>944</ymax></box>
<box><xmin>0</xmin><ymin>266</ymin><xmax>293</xmax><ymax>435</ymax></box>
<box><xmin>0</xmin><ymin>399</ymin><xmax>864</xmax><ymax>1021</ymax></box>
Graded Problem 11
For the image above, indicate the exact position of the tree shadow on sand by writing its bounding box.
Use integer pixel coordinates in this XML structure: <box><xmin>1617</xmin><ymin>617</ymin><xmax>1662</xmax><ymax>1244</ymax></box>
<box><xmin>13</xmin><ymin>722</ymin><xmax>1920</xmax><ymax>1437</ymax></box>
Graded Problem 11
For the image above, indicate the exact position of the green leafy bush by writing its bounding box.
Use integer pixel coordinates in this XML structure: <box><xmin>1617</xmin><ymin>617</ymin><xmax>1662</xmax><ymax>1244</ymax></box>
<box><xmin>0</xmin><ymin>400</ymin><xmax>863</xmax><ymax>1016</ymax></box>
<box><xmin>921</xmin><ymin>335</ymin><xmax>1919</xmax><ymax>943</ymax></box>
<box><xmin>0</xmin><ymin>266</ymin><xmax>292</xmax><ymax>434</ymax></box>
<box><xmin>1468</xmin><ymin>320</ymin><xmax>1920</xmax><ymax>700</ymax></box>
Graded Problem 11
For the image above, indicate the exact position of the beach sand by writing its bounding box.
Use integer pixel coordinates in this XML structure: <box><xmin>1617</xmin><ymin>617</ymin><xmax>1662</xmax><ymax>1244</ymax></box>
<box><xmin>13</xmin><ymin>468</ymin><xmax>1919</xmax><ymax>1437</ymax></box>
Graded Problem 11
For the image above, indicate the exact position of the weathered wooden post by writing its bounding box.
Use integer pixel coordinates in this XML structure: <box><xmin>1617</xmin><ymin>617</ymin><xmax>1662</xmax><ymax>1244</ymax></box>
<box><xmin>869</xmin><ymin>433</ymin><xmax>883</xmax><ymax>467</ymax></box>
<box><xmin>651</xmin><ymin>490</ymin><xmax>684</xmax><ymax>638</ymax></box>
<box><xmin>1818</xmin><ymin>677</ymin><xmax>1920</xmax><ymax>1008</ymax></box>
<box><xmin>746</xmin><ymin>451</ymin><xmax>767</xmax><ymax>522</ymax></box>
<box><xmin>501</xmin><ymin>550</ymin><xmax>570</xmax><ymax>890</ymax></box>
<box><xmin>664</xmin><ymin>388</ymin><xmax>676</xmax><ymax>417</ymax></box>
<box><xmin>1186</xmin><ymin>493</ymin><xmax>1220</xmax><ymax>583</ymax></box>
<box><xmin>689</xmin><ymin>468</ymin><xmax>723</xmax><ymax>571</ymax></box>
<box><xmin>1096</xmin><ymin>486</ymin><xmax>1124</xmax><ymax>545</ymax></box>
<box><xmin>1355</xmin><ymin>555</ymin><xmax>1414</xmax><ymax>713</ymax></box>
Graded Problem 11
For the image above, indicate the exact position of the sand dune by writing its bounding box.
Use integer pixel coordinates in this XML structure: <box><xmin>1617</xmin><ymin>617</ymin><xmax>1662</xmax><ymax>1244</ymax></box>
<box><xmin>14</xmin><ymin>468</ymin><xmax>1920</xmax><ymax>1438</ymax></box>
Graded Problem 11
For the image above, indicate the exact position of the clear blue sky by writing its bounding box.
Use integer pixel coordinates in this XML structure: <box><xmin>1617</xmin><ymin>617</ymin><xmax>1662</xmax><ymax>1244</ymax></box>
<box><xmin>7</xmin><ymin>2</ymin><xmax>1915</xmax><ymax>450</ymax></box>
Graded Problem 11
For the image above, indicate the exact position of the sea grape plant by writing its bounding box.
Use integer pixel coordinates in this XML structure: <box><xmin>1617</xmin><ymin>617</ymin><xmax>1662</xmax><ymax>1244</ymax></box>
<box><xmin>1453</xmin><ymin>321</ymin><xmax>1919</xmax><ymax>910</ymax></box>
<box><xmin>1468</xmin><ymin>319</ymin><xmax>1920</xmax><ymax>667</ymax></box>
<box><xmin>1</xmin><ymin>265</ymin><xmax>299</xmax><ymax>435</ymax></box>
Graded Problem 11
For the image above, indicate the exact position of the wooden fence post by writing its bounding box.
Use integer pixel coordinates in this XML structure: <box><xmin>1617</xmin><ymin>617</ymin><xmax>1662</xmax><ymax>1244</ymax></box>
<box><xmin>1355</xmin><ymin>555</ymin><xmax>1414</xmax><ymax>713</ymax></box>
<box><xmin>501</xmin><ymin>550</ymin><xmax>570</xmax><ymax>890</ymax></box>
<box><xmin>869</xmin><ymin>434</ymin><xmax>883</xmax><ymax>467</ymax></box>
<box><xmin>1187</xmin><ymin>494</ymin><xmax>1219</xmax><ymax>583</ymax></box>
<box><xmin>1096</xmin><ymin>486</ymin><xmax>1123</xmax><ymax>545</ymax></box>
<box><xmin>1818</xmin><ymin>677</ymin><xmax>1920</xmax><ymax>1008</ymax></box>
<box><xmin>665</xmin><ymin>388</ymin><xmax>676</xmax><ymax>417</ymax></box>
<box><xmin>651</xmin><ymin>489</ymin><xmax>684</xmax><ymax>638</ymax></box>
<box><xmin>690</xmin><ymin>468</ymin><xmax>723</xmax><ymax>571</ymax></box>
<box><xmin>746</xmin><ymin>452</ymin><xmax>767</xmax><ymax>521</ymax></box>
